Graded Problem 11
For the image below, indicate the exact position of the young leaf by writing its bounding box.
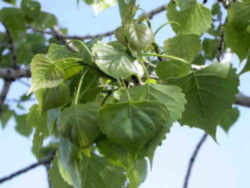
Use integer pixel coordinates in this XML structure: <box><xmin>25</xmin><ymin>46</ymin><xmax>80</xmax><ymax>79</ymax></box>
<box><xmin>167</xmin><ymin>1</ymin><xmax>212</xmax><ymax>35</ymax></box>
<box><xmin>118</xmin><ymin>0</ymin><xmax>136</xmax><ymax>24</ymax></box>
<box><xmin>167</xmin><ymin>63</ymin><xmax>239</xmax><ymax>137</ymax></box>
<box><xmin>29</xmin><ymin>54</ymin><xmax>65</xmax><ymax>93</ymax></box>
<box><xmin>29</xmin><ymin>53</ymin><xmax>83</xmax><ymax>93</ymax></box>
<box><xmin>90</xmin><ymin>0</ymin><xmax>118</xmax><ymax>15</ymax></box>
<box><xmin>59</xmin><ymin>103</ymin><xmax>100</xmax><ymax>148</ymax></box>
<box><xmin>92</xmin><ymin>41</ymin><xmax>140</xmax><ymax>79</ymax></box>
<box><xmin>126</xmin><ymin>23</ymin><xmax>154</xmax><ymax>51</ymax></box>
<box><xmin>99</xmin><ymin>101</ymin><xmax>170</xmax><ymax>152</ymax></box>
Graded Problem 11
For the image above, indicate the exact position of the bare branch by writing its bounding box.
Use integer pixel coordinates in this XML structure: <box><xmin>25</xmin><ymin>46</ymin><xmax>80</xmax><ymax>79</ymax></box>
<box><xmin>51</xmin><ymin>26</ymin><xmax>78</xmax><ymax>52</ymax></box>
<box><xmin>33</xmin><ymin>4</ymin><xmax>167</xmax><ymax>41</ymax></box>
<box><xmin>0</xmin><ymin>67</ymin><xmax>30</xmax><ymax>80</ymax></box>
<box><xmin>183</xmin><ymin>133</ymin><xmax>208</xmax><ymax>188</ymax></box>
<box><xmin>0</xmin><ymin>81</ymin><xmax>11</xmax><ymax>112</ymax></box>
<box><xmin>235</xmin><ymin>93</ymin><xmax>250</xmax><ymax>107</ymax></box>
<box><xmin>0</xmin><ymin>151</ymin><xmax>56</xmax><ymax>184</ymax></box>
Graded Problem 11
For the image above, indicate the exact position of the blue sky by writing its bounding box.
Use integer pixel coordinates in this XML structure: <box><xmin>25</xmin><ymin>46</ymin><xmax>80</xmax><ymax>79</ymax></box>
<box><xmin>0</xmin><ymin>0</ymin><xmax>250</xmax><ymax>188</ymax></box>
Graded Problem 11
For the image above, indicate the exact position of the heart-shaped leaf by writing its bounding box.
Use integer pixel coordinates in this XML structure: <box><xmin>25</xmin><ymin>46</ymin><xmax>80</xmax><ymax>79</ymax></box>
<box><xmin>59</xmin><ymin>102</ymin><xmax>100</xmax><ymax>148</ymax></box>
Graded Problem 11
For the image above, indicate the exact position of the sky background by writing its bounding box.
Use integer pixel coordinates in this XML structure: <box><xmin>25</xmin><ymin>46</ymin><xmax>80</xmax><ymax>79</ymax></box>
<box><xmin>0</xmin><ymin>0</ymin><xmax>250</xmax><ymax>188</ymax></box>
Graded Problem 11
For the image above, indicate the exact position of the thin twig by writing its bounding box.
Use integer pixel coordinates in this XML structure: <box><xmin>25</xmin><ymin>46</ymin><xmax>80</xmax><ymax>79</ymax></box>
<box><xmin>183</xmin><ymin>133</ymin><xmax>208</xmax><ymax>188</ymax></box>
<box><xmin>216</xmin><ymin>26</ymin><xmax>225</xmax><ymax>62</ymax></box>
<box><xmin>45</xmin><ymin>163</ymin><xmax>52</xmax><ymax>188</ymax></box>
<box><xmin>0</xmin><ymin>151</ymin><xmax>56</xmax><ymax>184</ymax></box>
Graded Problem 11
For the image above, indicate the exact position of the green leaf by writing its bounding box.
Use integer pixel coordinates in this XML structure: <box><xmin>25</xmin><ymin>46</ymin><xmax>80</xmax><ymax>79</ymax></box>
<box><xmin>97</xmin><ymin>138</ymin><xmax>148</xmax><ymax>187</ymax></box>
<box><xmin>167</xmin><ymin>63</ymin><xmax>239</xmax><ymax>137</ymax></box>
<box><xmin>59</xmin><ymin>102</ymin><xmax>100</xmax><ymax>148</ymax></box>
<box><xmin>48</xmin><ymin>44</ymin><xmax>77</xmax><ymax>61</ymax></box>
<box><xmin>29</xmin><ymin>54</ymin><xmax>64</xmax><ymax>93</ymax></box>
<box><xmin>49</xmin><ymin>157</ymin><xmax>73</xmax><ymax>188</ymax></box>
<box><xmin>0</xmin><ymin>105</ymin><xmax>14</xmax><ymax>128</ymax></box>
<box><xmin>203</xmin><ymin>38</ymin><xmax>219</xmax><ymax>60</ymax></box>
<box><xmin>127</xmin><ymin>158</ymin><xmax>147</xmax><ymax>188</ymax></box>
<box><xmin>119</xmin><ymin>84</ymin><xmax>186</xmax><ymax>124</ymax></box>
<box><xmin>21</xmin><ymin>0</ymin><xmax>41</xmax><ymax>23</ymax></box>
<box><xmin>89</xmin><ymin>0</ymin><xmax>118</xmax><ymax>14</ymax></box>
<box><xmin>35</xmin><ymin>83</ymin><xmax>71</xmax><ymax>112</ymax></box>
<box><xmin>72</xmin><ymin>40</ymin><xmax>93</xmax><ymax>64</ymax></box>
<box><xmin>163</xmin><ymin>34</ymin><xmax>201</xmax><ymax>62</ymax></box>
<box><xmin>15</xmin><ymin>114</ymin><xmax>33</xmax><ymax>137</ymax></box>
<box><xmin>0</xmin><ymin>8</ymin><xmax>26</xmax><ymax>39</ymax></box>
<box><xmin>48</xmin><ymin>44</ymin><xmax>84</xmax><ymax>78</ymax></box>
<box><xmin>126</xmin><ymin>23</ymin><xmax>154</xmax><ymax>51</ymax></box>
<box><xmin>17</xmin><ymin>33</ymin><xmax>48</xmax><ymax>65</ymax></box>
<box><xmin>93</xmin><ymin>41</ymin><xmax>140</xmax><ymax>79</ymax></box>
<box><xmin>97</xmin><ymin>138</ymin><xmax>129</xmax><ymax>167</ymax></box>
<box><xmin>174</xmin><ymin>0</ymin><xmax>195</xmax><ymax>9</ymax></box>
<box><xmin>78</xmin><ymin>69</ymin><xmax>102</xmax><ymax>103</ymax></box>
<box><xmin>29</xmin><ymin>53</ymin><xmax>83</xmax><ymax>93</ymax></box>
<box><xmin>167</xmin><ymin>1</ymin><xmax>212</xmax><ymax>35</ymax></box>
<box><xmin>48</xmin><ymin>41</ymin><xmax>92</xmax><ymax>64</ymax></box>
<box><xmin>118</xmin><ymin>0</ymin><xmax>136</xmax><ymax>24</ymax></box>
<box><xmin>219</xmin><ymin>107</ymin><xmax>239</xmax><ymax>133</ymax></box>
<box><xmin>33</xmin><ymin>11</ymin><xmax>57</xmax><ymax>29</ymax></box>
<box><xmin>27</xmin><ymin>105</ymin><xmax>49</xmax><ymax>157</ymax></box>
<box><xmin>3</xmin><ymin>0</ymin><xmax>16</xmax><ymax>5</ymax></box>
<box><xmin>241</xmin><ymin>55</ymin><xmax>250</xmax><ymax>74</ymax></box>
<box><xmin>58</xmin><ymin>138</ymin><xmax>126</xmax><ymax>188</ymax></box>
<box><xmin>156</xmin><ymin>60</ymin><xmax>191</xmax><ymax>80</ymax></box>
<box><xmin>100</xmin><ymin>101</ymin><xmax>170</xmax><ymax>152</ymax></box>
<box><xmin>225</xmin><ymin>1</ymin><xmax>250</xmax><ymax>60</ymax></box>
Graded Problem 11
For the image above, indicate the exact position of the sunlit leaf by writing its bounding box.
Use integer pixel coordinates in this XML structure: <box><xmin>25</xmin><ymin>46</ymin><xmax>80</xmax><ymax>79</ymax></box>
<box><xmin>167</xmin><ymin>1</ymin><xmax>212</xmax><ymax>35</ymax></box>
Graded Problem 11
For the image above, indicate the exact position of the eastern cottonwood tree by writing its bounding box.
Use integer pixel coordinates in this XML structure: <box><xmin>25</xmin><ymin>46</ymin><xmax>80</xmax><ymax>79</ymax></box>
<box><xmin>0</xmin><ymin>0</ymin><xmax>250</xmax><ymax>188</ymax></box>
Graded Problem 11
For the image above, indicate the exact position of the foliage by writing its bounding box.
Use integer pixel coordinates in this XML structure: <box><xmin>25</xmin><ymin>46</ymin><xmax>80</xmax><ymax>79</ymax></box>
<box><xmin>1</xmin><ymin>0</ymin><xmax>249</xmax><ymax>187</ymax></box>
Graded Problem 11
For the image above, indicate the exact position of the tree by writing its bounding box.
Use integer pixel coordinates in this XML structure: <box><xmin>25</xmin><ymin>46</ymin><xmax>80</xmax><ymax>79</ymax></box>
<box><xmin>0</xmin><ymin>0</ymin><xmax>250</xmax><ymax>187</ymax></box>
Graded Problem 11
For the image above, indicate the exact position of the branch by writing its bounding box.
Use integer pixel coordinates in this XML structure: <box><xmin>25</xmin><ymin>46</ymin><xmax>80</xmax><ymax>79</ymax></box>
<box><xmin>34</xmin><ymin>4</ymin><xmax>167</xmax><ymax>41</ymax></box>
<box><xmin>0</xmin><ymin>67</ymin><xmax>30</xmax><ymax>80</ymax></box>
<box><xmin>3</xmin><ymin>24</ymin><xmax>18</xmax><ymax>69</ymax></box>
<box><xmin>0</xmin><ymin>80</ymin><xmax>11</xmax><ymax>112</ymax></box>
<box><xmin>183</xmin><ymin>133</ymin><xmax>208</xmax><ymax>188</ymax></box>
<box><xmin>51</xmin><ymin>26</ymin><xmax>78</xmax><ymax>52</ymax></box>
<box><xmin>0</xmin><ymin>151</ymin><xmax>56</xmax><ymax>184</ymax></box>
<box><xmin>235</xmin><ymin>93</ymin><xmax>250</xmax><ymax>107</ymax></box>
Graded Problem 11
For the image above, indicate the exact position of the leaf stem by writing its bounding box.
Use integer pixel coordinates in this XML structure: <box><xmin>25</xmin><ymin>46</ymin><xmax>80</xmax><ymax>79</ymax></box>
<box><xmin>143</xmin><ymin>53</ymin><xmax>188</xmax><ymax>64</ymax></box>
<box><xmin>74</xmin><ymin>68</ymin><xmax>89</xmax><ymax>105</ymax></box>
